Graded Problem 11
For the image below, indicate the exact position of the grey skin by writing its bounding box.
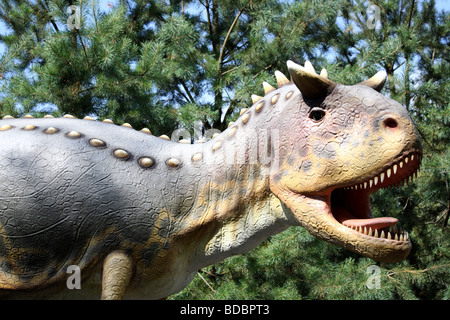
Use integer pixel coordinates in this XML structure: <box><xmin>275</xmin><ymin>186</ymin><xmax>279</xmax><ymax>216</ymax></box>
<box><xmin>0</xmin><ymin>61</ymin><xmax>422</xmax><ymax>299</ymax></box>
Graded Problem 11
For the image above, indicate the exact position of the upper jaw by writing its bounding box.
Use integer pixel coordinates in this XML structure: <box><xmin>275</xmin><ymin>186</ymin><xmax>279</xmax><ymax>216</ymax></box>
<box><xmin>283</xmin><ymin>148</ymin><xmax>422</xmax><ymax>263</ymax></box>
<box><xmin>327</xmin><ymin>148</ymin><xmax>422</xmax><ymax>260</ymax></box>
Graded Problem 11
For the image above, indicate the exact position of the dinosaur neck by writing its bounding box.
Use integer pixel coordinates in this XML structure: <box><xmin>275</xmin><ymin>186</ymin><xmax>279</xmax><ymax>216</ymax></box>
<box><xmin>175</xmin><ymin>85</ymin><xmax>298</xmax><ymax>270</ymax></box>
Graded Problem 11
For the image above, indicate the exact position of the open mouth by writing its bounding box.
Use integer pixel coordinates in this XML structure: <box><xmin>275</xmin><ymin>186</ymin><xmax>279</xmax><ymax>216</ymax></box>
<box><xmin>330</xmin><ymin>149</ymin><xmax>422</xmax><ymax>242</ymax></box>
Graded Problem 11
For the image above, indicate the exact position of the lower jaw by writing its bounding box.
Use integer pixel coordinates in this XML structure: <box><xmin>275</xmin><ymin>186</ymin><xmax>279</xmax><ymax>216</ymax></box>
<box><xmin>315</xmin><ymin>212</ymin><xmax>412</xmax><ymax>262</ymax></box>
<box><xmin>296</xmin><ymin>193</ymin><xmax>412</xmax><ymax>263</ymax></box>
<box><xmin>273</xmin><ymin>186</ymin><xmax>412</xmax><ymax>263</ymax></box>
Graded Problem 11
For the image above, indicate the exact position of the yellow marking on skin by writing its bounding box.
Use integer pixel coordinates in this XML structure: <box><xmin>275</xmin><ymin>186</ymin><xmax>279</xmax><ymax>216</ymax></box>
<box><xmin>0</xmin><ymin>221</ymin><xmax>62</xmax><ymax>289</ymax></box>
<box><xmin>114</xmin><ymin>149</ymin><xmax>130</xmax><ymax>159</ymax></box>
<box><xmin>241</xmin><ymin>113</ymin><xmax>250</xmax><ymax>124</ymax></box>
<box><xmin>139</xmin><ymin>157</ymin><xmax>154</xmax><ymax>168</ymax></box>
<box><xmin>0</xmin><ymin>125</ymin><xmax>12</xmax><ymax>131</ymax></box>
<box><xmin>255</xmin><ymin>101</ymin><xmax>264</xmax><ymax>113</ymax></box>
<box><xmin>192</xmin><ymin>153</ymin><xmax>203</xmax><ymax>162</ymax></box>
<box><xmin>274</xmin><ymin>119</ymin><xmax>393</xmax><ymax>194</ymax></box>
<box><xmin>179</xmin><ymin>164</ymin><xmax>270</xmax><ymax>237</ymax></box>
<box><xmin>140</xmin><ymin>128</ymin><xmax>152</xmax><ymax>134</ymax></box>
<box><xmin>286</xmin><ymin>91</ymin><xmax>294</xmax><ymax>99</ymax></box>
<box><xmin>166</xmin><ymin>158</ymin><xmax>181</xmax><ymax>167</ymax></box>
<box><xmin>271</xmin><ymin>93</ymin><xmax>279</xmax><ymax>105</ymax></box>
<box><xmin>44</xmin><ymin>127</ymin><xmax>59</xmax><ymax>134</ymax></box>
<box><xmin>227</xmin><ymin>127</ymin><xmax>237</xmax><ymax>139</ymax></box>
<box><xmin>212</xmin><ymin>140</ymin><xmax>223</xmax><ymax>151</ymax></box>
<box><xmin>67</xmin><ymin>131</ymin><xmax>82</xmax><ymax>138</ymax></box>
<box><xmin>89</xmin><ymin>138</ymin><xmax>107</xmax><ymax>147</ymax></box>
<box><xmin>23</xmin><ymin>125</ymin><xmax>36</xmax><ymax>131</ymax></box>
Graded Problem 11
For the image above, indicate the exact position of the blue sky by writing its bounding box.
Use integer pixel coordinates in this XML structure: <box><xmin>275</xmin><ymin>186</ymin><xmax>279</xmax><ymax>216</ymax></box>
<box><xmin>436</xmin><ymin>0</ymin><xmax>450</xmax><ymax>11</ymax></box>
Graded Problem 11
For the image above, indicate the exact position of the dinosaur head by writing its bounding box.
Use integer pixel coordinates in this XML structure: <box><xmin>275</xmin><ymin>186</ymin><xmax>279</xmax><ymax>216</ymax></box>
<box><xmin>269</xmin><ymin>61</ymin><xmax>422</xmax><ymax>263</ymax></box>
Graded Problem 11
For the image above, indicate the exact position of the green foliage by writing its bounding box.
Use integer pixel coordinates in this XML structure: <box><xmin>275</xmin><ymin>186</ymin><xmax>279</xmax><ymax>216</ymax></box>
<box><xmin>0</xmin><ymin>0</ymin><xmax>448</xmax><ymax>300</ymax></box>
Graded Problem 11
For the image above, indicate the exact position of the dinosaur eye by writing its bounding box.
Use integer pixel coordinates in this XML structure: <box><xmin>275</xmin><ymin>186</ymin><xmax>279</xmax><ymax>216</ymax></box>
<box><xmin>309</xmin><ymin>108</ymin><xmax>326</xmax><ymax>122</ymax></box>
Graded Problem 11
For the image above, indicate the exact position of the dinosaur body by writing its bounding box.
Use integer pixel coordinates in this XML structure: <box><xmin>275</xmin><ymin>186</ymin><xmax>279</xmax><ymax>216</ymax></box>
<box><xmin>0</xmin><ymin>61</ymin><xmax>422</xmax><ymax>299</ymax></box>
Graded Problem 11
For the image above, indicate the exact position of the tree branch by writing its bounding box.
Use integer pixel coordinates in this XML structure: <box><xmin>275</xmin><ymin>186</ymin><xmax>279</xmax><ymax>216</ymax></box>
<box><xmin>217</xmin><ymin>9</ymin><xmax>242</xmax><ymax>70</ymax></box>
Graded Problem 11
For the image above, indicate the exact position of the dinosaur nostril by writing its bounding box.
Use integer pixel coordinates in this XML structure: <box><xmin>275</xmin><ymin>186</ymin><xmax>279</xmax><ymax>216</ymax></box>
<box><xmin>383</xmin><ymin>117</ymin><xmax>398</xmax><ymax>132</ymax></box>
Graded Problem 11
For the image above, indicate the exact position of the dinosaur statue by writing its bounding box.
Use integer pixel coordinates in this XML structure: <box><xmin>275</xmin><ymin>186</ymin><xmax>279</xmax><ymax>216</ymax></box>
<box><xmin>0</xmin><ymin>60</ymin><xmax>421</xmax><ymax>299</ymax></box>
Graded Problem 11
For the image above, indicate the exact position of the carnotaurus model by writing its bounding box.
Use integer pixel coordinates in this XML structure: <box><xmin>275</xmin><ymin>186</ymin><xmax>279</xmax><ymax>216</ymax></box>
<box><xmin>0</xmin><ymin>61</ymin><xmax>421</xmax><ymax>299</ymax></box>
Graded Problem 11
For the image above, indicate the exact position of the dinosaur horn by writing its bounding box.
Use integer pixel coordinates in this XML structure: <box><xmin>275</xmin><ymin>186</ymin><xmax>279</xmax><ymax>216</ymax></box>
<box><xmin>263</xmin><ymin>81</ymin><xmax>276</xmax><ymax>94</ymax></box>
<box><xmin>275</xmin><ymin>70</ymin><xmax>290</xmax><ymax>87</ymax></box>
<box><xmin>251</xmin><ymin>94</ymin><xmax>262</xmax><ymax>103</ymax></box>
<box><xmin>287</xmin><ymin>60</ymin><xmax>336</xmax><ymax>99</ymax></box>
<box><xmin>358</xmin><ymin>70</ymin><xmax>387</xmax><ymax>92</ymax></box>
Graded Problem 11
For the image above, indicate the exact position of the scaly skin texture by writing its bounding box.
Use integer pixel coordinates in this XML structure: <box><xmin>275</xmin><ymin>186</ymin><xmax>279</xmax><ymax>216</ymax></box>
<box><xmin>0</xmin><ymin>61</ymin><xmax>421</xmax><ymax>299</ymax></box>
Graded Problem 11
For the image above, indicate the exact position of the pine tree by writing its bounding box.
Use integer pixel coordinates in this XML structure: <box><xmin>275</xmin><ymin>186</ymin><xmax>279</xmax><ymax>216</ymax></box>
<box><xmin>0</xmin><ymin>0</ymin><xmax>448</xmax><ymax>300</ymax></box>
<box><xmin>0</xmin><ymin>0</ymin><xmax>344</xmax><ymax>135</ymax></box>
<box><xmin>172</xmin><ymin>0</ymin><xmax>450</xmax><ymax>300</ymax></box>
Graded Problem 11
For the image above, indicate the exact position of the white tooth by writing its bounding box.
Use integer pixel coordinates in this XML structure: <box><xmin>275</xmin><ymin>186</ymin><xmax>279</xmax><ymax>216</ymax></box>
<box><xmin>369</xmin><ymin>179</ymin><xmax>373</xmax><ymax>188</ymax></box>
<box><xmin>387</xmin><ymin>168</ymin><xmax>392</xmax><ymax>178</ymax></box>
<box><xmin>399</xmin><ymin>161</ymin><xmax>403</xmax><ymax>168</ymax></box>
<box><xmin>374</xmin><ymin>176</ymin><xmax>378</xmax><ymax>186</ymax></box>
<box><xmin>405</xmin><ymin>157</ymin><xmax>409</xmax><ymax>164</ymax></box>
<box><xmin>395</xmin><ymin>234</ymin><xmax>399</xmax><ymax>241</ymax></box>
<box><xmin>393</xmin><ymin>164</ymin><xmax>398</xmax><ymax>174</ymax></box>
<box><xmin>364</xmin><ymin>182</ymin><xmax>367</xmax><ymax>189</ymax></box>
<box><xmin>354</xmin><ymin>184</ymin><xmax>358</xmax><ymax>190</ymax></box>
<box><xmin>358</xmin><ymin>226</ymin><xmax>362</xmax><ymax>233</ymax></box>
<box><xmin>364</xmin><ymin>227</ymin><xmax>367</xmax><ymax>235</ymax></box>
<box><xmin>411</xmin><ymin>154</ymin><xmax>414</xmax><ymax>161</ymax></box>
<box><xmin>381</xmin><ymin>230</ymin><xmax>385</xmax><ymax>238</ymax></box>
<box><xmin>368</xmin><ymin>227</ymin><xmax>373</xmax><ymax>237</ymax></box>
<box><xmin>387</xmin><ymin>232</ymin><xmax>392</xmax><ymax>240</ymax></box>
<box><xmin>374</xmin><ymin>229</ymin><xmax>379</xmax><ymax>238</ymax></box>
<box><xmin>405</xmin><ymin>232</ymin><xmax>409</xmax><ymax>240</ymax></box>
<box><xmin>400</xmin><ymin>234</ymin><xmax>404</xmax><ymax>241</ymax></box>
<box><xmin>380</xmin><ymin>173</ymin><xmax>385</xmax><ymax>183</ymax></box>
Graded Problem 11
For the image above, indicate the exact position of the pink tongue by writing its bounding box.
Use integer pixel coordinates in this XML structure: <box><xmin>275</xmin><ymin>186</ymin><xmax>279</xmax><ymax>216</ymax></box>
<box><xmin>342</xmin><ymin>217</ymin><xmax>398</xmax><ymax>229</ymax></box>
